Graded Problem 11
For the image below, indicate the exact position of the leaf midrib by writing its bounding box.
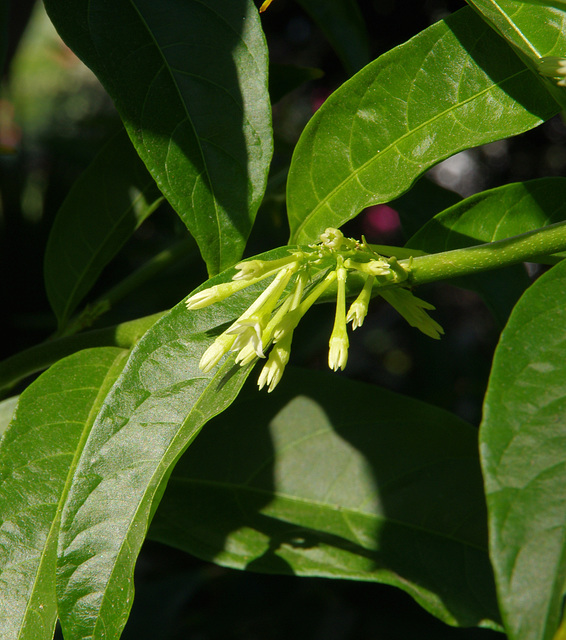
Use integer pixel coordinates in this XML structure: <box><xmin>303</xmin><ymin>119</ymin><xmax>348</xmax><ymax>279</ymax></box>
<box><xmin>292</xmin><ymin>64</ymin><xmax>529</xmax><ymax>242</ymax></box>
<box><xmin>126</xmin><ymin>0</ymin><xmax>225</xmax><ymax>268</ymax></box>
<box><xmin>169</xmin><ymin>476</ymin><xmax>488</xmax><ymax>553</ymax></box>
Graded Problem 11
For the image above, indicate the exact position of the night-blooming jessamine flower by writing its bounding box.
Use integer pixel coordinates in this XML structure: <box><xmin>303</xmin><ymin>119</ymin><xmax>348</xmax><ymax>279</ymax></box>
<box><xmin>199</xmin><ymin>333</ymin><xmax>237</xmax><ymax>373</ymax></box>
<box><xmin>226</xmin><ymin>316</ymin><xmax>266</xmax><ymax>357</ymax></box>
<box><xmin>186</xmin><ymin>227</ymin><xmax>443</xmax><ymax>391</ymax></box>
<box><xmin>272</xmin><ymin>270</ymin><xmax>337</xmax><ymax>343</ymax></box>
<box><xmin>258</xmin><ymin>332</ymin><xmax>293</xmax><ymax>392</ymax></box>
<box><xmin>346</xmin><ymin>275</ymin><xmax>375</xmax><ymax>329</ymax></box>
<box><xmin>232</xmin><ymin>254</ymin><xmax>301</xmax><ymax>281</ymax></box>
<box><xmin>328</xmin><ymin>259</ymin><xmax>349</xmax><ymax>371</ymax></box>
<box><xmin>343</xmin><ymin>258</ymin><xmax>391</xmax><ymax>278</ymax></box>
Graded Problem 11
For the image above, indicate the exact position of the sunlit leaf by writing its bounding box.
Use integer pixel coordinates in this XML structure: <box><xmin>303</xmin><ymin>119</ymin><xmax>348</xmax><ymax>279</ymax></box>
<box><xmin>55</xmin><ymin>248</ymin><xmax>295</xmax><ymax>640</ymax></box>
<box><xmin>0</xmin><ymin>348</ymin><xmax>127</xmax><ymax>640</ymax></box>
<box><xmin>0</xmin><ymin>396</ymin><xmax>18</xmax><ymax>439</ymax></box>
<box><xmin>480</xmin><ymin>258</ymin><xmax>566</xmax><ymax>640</ymax></box>
<box><xmin>151</xmin><ymin>368</ymin><xmax>501</xmax><ymax>630</ymax></box>
<box><xmin>43</xmin><ymin>0</ymin><xmax>273</xmax><ymax>276</ymax></box>
<box><xmin>287</xmin><ymin>6</ymin><xmax>559</xmax><ymax>244</ymax></box>
<box><xmin>466</xmin><ymin>1</ymin><xmax>566</xmax><ymax>109</ymax></box>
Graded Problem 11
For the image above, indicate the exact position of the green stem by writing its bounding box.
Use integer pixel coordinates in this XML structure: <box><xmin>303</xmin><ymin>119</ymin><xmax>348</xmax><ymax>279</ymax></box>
<box><xmin>404</xmin><ymin>220</ymin><xmax>566</xmax><ymax>286</ymax></box>
<box><xmin>0</xmin><ymin>312</ymin><xmax>164</xmax><ymax>396</ymax></box>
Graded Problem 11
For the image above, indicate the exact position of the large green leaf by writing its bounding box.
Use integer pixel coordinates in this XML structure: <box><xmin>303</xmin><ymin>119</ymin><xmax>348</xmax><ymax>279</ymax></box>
<box><xmin>43</xmin><ymin>0</ymin><xmax>273</xmax><ymax>276</ymax></box>
<box><xmin>150</xmin><ymin>368</ymin><xmax>501</xmax><ymax>629</ymax></box>
<box><xmin>0</xmin><ymin>347</ymin><xmax>127</xmax><ymax>640</ymax></box>
<box><xmin>467</xmin><ymin>0</ymin><xmax>566</xmax><ymax>80</ymax></box>
<box><xmin>54</xmin><ymin>249</ymin><xmax>295</xmax><ymax>640</ymax></box>
<box><xmin>44</xmin><ymin>129</ymin><xmax>163</xmax><ymax>330</ymax></box>
<box><xmin>296</xmin><ymin>0</ymin><xmax>370</xmax><ymax>75</ymax></box>
<box><xmin>466</xmin><ymin>0</ymin><xmax>566</xmax><ymax>109</ymax></box>
<box><xmin>0</xmin><ymin>396</ymin><xmax>18</xmax><ymax>438</ymax></box>
<box><xmin>480</xmin><ymin>258</ymin><xmax>566</xmax><ymax>640</ymax></box>
<box><xmin>406</xmin><ymin>178</ymin><xmax>566</xmax><ymax>325</ymax></box>
<box><xmin>287</xmin><ymin>6</ymin><xmax>559</xmax><ymax>245</ymax></box>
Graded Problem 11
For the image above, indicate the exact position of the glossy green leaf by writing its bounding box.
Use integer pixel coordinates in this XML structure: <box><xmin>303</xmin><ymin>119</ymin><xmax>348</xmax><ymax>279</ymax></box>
<box><xmin>0</xmin><ymin>396</ymin><xmax>18</xmax><ymax>438</ymax></box>
<box><xmin>296</xmin><ymin>0</ymin><xmax>370</xmax><ymax>74</ymax></box>
<box><xmin>55</xmin><ymin>249</ymin><xmax>295</xmax><ymax>640</ymax></box>
<box><xmin>150</xmin><ymin>368</ymin><xmax>501</xmax><ymax>630</ymax></box>
<box><xmin>480</xmin><ymin>258</ymin><xmax>566</xmax><ymax>640</ymax></box>
<box><xmin>287</xmin><ymin>6</ymin><xmax>560</xmax><ymax>245</ymax></box>
<box><xmin>44</xmin><ymin>129</ymin><xmax>163</xmax><ymax>330</ymax></box>
<box><xmin>466</xmin><ymin>0</ymin><xmax>566</xmax><ymax>82</ymax></box>
<box><xmin>465</xmin><ymin>1</ymin><xmax>566</xmax><ymax>110</ymax></box>
<box><xmin>406</xmin><ymin>178</ymin><xmax>566</xmax><ymax>325</ymax></box>
<box><xmin>43</xmin><ymin>0</ymin><xmax>273</xmax><ymax>276</ymax></box>
<box><xmin>0</xmin><ymin>347</ymin><xmax>127</xmax><ymax>640</ymax></box>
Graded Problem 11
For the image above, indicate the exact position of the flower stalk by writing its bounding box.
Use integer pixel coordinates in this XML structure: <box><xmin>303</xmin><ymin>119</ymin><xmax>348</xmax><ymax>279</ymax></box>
<box><xmin>185</xmin><ymin>227</ymin><xmax>445</xmax><ymax>392</ymax></box>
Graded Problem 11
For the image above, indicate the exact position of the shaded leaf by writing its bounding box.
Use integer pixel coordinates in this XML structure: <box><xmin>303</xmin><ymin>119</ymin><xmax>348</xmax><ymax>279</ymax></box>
<box><xmin>151</xmin><ymin>367</ymin><xmax>501</xmax><ymax>629</ymax></box>
<box><xmin>43</xmin><ymin>0</ymin><xmax>273</xmax><ymax>276</ymax></box>
<box><xmin>480</xmin><ymin>258</ymin><xmax>566</xmax><ymax>640</ymax></box>
<box><xmin>44</xmin><ymin>129</ymin><xmax>163</xmax><ymax>330</ymax></box>
<box><xmin>296</xmin><ymin>0</ymin><xmax>370</xmax><ymax>74</ymax></box>
<box><xmin>0</xmin><ymin>347</ymin><xmax>127</xmax><ymax>640</ymax></box>
<box><xmin>393</xmin><ymin>177</ymin><xmax>462</xmax><ymax>240</ymax></box>
<box><xmin>54</xmin><ymin>249</ymin><xmax>295</xmax><ymax>640</ymax></box>
<box><xmin>406</xmin><ymin>178</ymin><xmax>566</xmax><ymax>325</ymax></box>
<box><xmin>287</xmin><ymin>6</ymin><xmax>559</xmax><ymax>245</ymax></box>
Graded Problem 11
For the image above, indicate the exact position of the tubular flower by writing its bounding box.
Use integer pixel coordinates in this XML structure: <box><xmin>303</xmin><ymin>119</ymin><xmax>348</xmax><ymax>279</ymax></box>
<box><xmin>346</xmin><ymin>275</ymin><xmax>375</xmax><ymax>330</ymax></box>
<box><xmin>186</xmin><ymin>227</ymin><xmax>443</xmax><ymax>391</ymax></box>
<box><xmin>258</xmin><ymin>332</ymin><xmax>293</xmax><ymax>393</ymax></box>
<box><xmin>328</xmin><ymin>259</ymin><xmax>349</xmax><ymax>371</ymax></box>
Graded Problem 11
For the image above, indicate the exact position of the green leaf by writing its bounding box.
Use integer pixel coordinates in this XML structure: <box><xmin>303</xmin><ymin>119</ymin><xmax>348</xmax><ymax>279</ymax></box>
<box><xmin>465</xmin><ymin>1</ymin><xmax>566</xmax><ymax>109</ymax></box>
<box><xmin>44</xmin><ymin>129</ymin><xmax>163</xmax><ymax>330</ymax></box>
<box><xmin>480</xmin><ymin>258</ymin><xmax>566</xmax><ymax>640</ymax></box>
<box><xmin>406</xmin><ymin>178</ymin><xmax>566</xmax><ymax>325</ymax></box>
<box><xmin>296</xmin><ymin>0</ymin><xmax>370</xmax><ymax>75</ymax></box>
<box><xmin>150</xmin><ymin>368</ymin><xmax>501</xmax><ymax>630</ymax></box>
<box><xmin>43</xmin><ymin>0</ymin><xmax>273</xmax><ymax>276</ymax></box>
<box><xmin>54</xmin><ymin>250</ymin><xmax>295</xmax><ymax>640</ymax></box>
<box><xmin>287</xmin><ymin>6</ymin><xmax>560</xmax><ymax>245</ymax></box>
<box><xmin>0</xmin><ymin>347</ymin><xmax>127</xmax><ymax>640</ymax></box>
<box><xmin>393</xmin><ymin>177</ymin><xmax>462</xmax><ymax>239</ymax></box>
<box><xmin>467</xmin><ymin>0</ymin><xmax>566</xmax><ymax>57</ymax></box>
<box><xmin>0</xmin><ymin>396</ymin><xmax>18</xmax><ymax>439</ymax></box>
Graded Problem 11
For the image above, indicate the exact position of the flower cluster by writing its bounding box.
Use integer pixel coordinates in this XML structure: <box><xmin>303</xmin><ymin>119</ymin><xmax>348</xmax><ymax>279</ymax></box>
<box><xmin>186</xmin><ymin>228</ymin><xmax>443</xmax><ymax>392</ymax></box>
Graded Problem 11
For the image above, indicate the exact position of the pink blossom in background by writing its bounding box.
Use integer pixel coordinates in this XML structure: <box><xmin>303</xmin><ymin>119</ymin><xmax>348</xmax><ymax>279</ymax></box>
<box><xmin>311</xmin><ymin>88</ymin><xmax>330</xmax><ymax>113</ymax></box>
<box><xmin>362</xmin><ymin>204</ymin><xmax>401</xmax><ymax>238</ymax></box>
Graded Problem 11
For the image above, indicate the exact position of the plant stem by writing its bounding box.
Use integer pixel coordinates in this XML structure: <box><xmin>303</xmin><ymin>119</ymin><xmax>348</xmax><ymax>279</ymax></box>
<box><xmin>404</xmin><ymin>220</ymin><xmax>566</xmax><ymax>285</ymax></box>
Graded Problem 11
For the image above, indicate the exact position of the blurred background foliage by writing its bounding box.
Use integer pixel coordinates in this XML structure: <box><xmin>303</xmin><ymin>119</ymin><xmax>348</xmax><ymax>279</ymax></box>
<box><xmin>2</xmin><ymin>0</ymin><xmax>564</xmax><ymax>637</ymax></box>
